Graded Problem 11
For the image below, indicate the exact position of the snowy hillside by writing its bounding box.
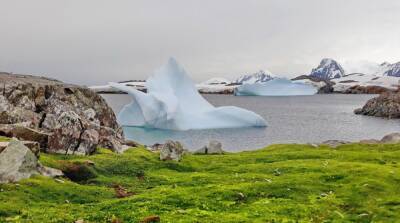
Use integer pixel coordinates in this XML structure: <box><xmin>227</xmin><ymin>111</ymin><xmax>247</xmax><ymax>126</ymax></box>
<box><xmin>331</xmin><ymin>73</ymin><xmax>400</xmax><ymax>92</ymax></box>
<box><xmin>234</xmin><ymin>70</ymin><xmax>275</xmax><ymax>84</ymax></box>
<box><xmin>310</xmin><ymin>58</ymin><xmax>345</xmax><ymax>80</ymax></box>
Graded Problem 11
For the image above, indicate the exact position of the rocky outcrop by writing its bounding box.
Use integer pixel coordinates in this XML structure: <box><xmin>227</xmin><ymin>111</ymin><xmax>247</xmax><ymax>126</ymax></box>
<box><xmin>159</xmin><ymin>140</ymin><xmax>184</xmax><ymax>161</ymax></box>
<box><xmin>0</xmin><ymin>72</ymin><xmax>123</xmax><ymax>154</ymax></box>
<box><xmin>291</xmin><ymin>75</ymin><xmax>334</xmax><ymax>93</ymax></box>
<box><xmin>344</xmin><ymin>85</ymin><xmax>393</xmax><ymax>94</ymax></box>
<box><xmin>0</xmin><ymin>140</ymin><xmax>62</xmax><ymax>183</ymax></box>
<box><xmin>354</xmin><ymin>91</ymin><xmax>400</xmax><ymax>118</ymax></box>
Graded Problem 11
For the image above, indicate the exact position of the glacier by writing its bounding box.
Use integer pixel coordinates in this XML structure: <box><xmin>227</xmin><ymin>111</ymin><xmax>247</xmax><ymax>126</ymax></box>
<box><xmin>109</xmin><ymin>58</ymin><xmax>267</xmax><ymax>130</ymax></box>
<box><xmin>234</xmin><ymin>78</ymin><xmax>318</xmax><ymax>96</ymax></box>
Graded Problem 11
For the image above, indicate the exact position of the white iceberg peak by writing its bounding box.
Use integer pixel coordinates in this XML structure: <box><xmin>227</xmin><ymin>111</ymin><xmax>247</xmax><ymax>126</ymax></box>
<box><xmin>110</xmin><ymin>58</ymin><xmax>266</xmax><ymax>130</ymax></box>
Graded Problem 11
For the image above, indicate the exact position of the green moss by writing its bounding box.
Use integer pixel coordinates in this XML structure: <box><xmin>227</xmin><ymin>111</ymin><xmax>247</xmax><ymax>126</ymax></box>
<box><xmin>1</xmin><ymin>143</ymin><xmax>400</xmax><ymax>222</ymax></box>
<box><xmin>0</xmin><ymin>136</ymin><xmax>10</xmax><ymax>142</ymax></box>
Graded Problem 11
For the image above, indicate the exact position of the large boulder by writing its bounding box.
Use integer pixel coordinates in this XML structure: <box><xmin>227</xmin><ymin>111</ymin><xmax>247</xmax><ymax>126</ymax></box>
<box><xmin>380</xmin><ymin>133</ymin><xmax>400</xmax><ymax>144</ymax></box>
<box><xmin>160</xmin><ymin>140</ymin><xmax>184</xmax><ymax>161</ymax></box>
<box><xmin>0</xmin><ymin>72</ymin><xmax>124</xmax><ymax>154</ymax></box>
<box><xmin>355</xmin><ymin>91</ymin><xmax>400</xmax><ymax>118</ymax></box>
<box><xmin>0</xmin><ymin>140</ymin><xmax>62</xmax><ymax>183</ymax></box>
<box><xmin>194</xmin><ymin>140</ymin><xmax>225</xmax><ymax>154</ymax></box>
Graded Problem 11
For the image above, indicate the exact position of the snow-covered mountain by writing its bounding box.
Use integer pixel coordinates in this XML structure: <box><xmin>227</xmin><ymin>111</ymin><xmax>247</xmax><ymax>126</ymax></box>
<box><xmin>383</xmin><ymin>62</ymin><xmax>400</xmax><ymax>77</ymax></box>
<box><xmin>234</xmin><ymin>70</ymin><xmax>275</xmax><ymax>84</ymax></box>
<box><xmin>309</xmin><ymin>58</ymin><xmax>345</xmax><ymax>80</ymax></box>
<box><xmin>341</xmin><ymin>60</ymin><xmax>400</xmax><ymax>77</ymax></box>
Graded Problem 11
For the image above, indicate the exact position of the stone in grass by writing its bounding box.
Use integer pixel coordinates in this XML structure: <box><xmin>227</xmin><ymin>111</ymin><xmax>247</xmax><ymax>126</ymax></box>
<box><xmin>140</xmin><ymin>215</ymin><xmax>160</xmax><ymax>223</ymax></box>
<box><xmin>320</xmin><ymin>140</ymin><xmax>351</xmax><ymax>148</ymax></box>
<box><xmin>380</xmin><ymin>133</ymin><xmax>400</xmax><ymax>144</ymax></box>
<box><xmin>0</xmin><ymin>140</ymin><xmax>62</xmax><ymax>183</ymax></box>
<box><xmin>159</xmin><ymin>140</ymin><xmax>184</xmax><ymax>161</ymax></box>
<box><xmin>194</xmin><ymin>140</ymin><xmax>225</xmax><ymax>154</ymax></box>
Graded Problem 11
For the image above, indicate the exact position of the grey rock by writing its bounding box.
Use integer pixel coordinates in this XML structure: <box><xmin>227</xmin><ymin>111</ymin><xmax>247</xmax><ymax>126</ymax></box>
<box><xmin>194</xmin><ymin>140</ymin><xmax>224</xmax><ymax>154</ymax></box>
<box><xmin>160</xmin><ymin>140</ymin><xmax>184</xmax><ymax>161</ymax></box>
<box><xmin>321</xmin><ymin>140</ymin><xmax>351</xmax><ymax>148</ymax></box>
<box><xmin>381</xmin><ymin>133</ymin><xmax>400</xmax><ymax>144</ymax></box>
<box><xmin>0</xmin><ymin>140</ymin><xmax>40</xmax><ymax>157</ymax></box>
<box><xmin>0</xmin><ymin>140</ymin><xmax>40</xmax><ymax>183</ymax></box>
<box><xmin>359</xmin><ymin>139</ymin><xmax>381</xmax><ymax>144</ymax></box>
<box><xmin>37</xmin><ymin>165</ymin><xmax>64</xmax><ymax>178</ymax></box>
<box><xmin>0</xmin><ymin>72</ymin><xmax>123</xmax><ymax>154</ymax></box>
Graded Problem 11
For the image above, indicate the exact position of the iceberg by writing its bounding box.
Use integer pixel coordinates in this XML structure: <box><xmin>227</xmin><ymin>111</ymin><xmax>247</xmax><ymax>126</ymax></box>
<box><xmin>234</xmin><ymin>78</ymin><xmax>318</xmax><ymax>96</ymax></box>
<box><xmin>110</xmin><ymin>58</ymin><xmax>266</xmax><ymax>130</ymax></box>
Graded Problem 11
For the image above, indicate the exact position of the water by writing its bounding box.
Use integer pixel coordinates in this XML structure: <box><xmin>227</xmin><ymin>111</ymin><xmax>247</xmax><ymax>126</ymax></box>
<box><xmin>101</xmin><ymin>94</ymin><xmax>399</xmax><ymax>152</ymax></box>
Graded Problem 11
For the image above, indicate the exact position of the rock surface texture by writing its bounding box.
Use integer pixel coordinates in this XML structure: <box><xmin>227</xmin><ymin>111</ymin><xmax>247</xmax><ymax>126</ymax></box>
<box><xmin>0</xmin><ymin>140</ymin><xmax>62</xmax><ymax>183</ymax></box>
<box><xmin>159</xmin><ymin>140</ymin><xmax>184</xmax><ymax>161</ymax></box>
<box><xmin>0</xmin><ymin>72</ymin><xmax>123</xmax><ymax>154</ymax></box>
<box><xmin>354</xmin><ymin>91</ymin><xmax>400</xmax><ymax>118</ymax></box>
<box><xmin>194</xmin><ymin>140</ymin><xmax>225</xmax><ymax>154</ymax></box>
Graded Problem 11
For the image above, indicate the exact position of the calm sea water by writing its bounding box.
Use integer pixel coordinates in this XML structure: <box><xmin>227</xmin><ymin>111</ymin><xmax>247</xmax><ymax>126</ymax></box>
<box><xmin>101</xmin><ymin>94</ymin><xmax>399</xmax><ymax>152</ymax></box>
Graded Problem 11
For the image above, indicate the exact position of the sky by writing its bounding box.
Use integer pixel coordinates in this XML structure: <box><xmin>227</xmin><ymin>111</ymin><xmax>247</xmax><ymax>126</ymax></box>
<box><xmin>0</xmin><ymin>0</ymin><xmax>399</xmax><ymax>85</ymax></box>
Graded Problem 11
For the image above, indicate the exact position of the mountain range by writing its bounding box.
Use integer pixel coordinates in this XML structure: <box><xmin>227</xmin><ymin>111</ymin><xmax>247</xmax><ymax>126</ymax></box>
<box><xmin>310</xmin><ymin>58</ymin><xmax>400</xmax><ymax>80</ymax></box>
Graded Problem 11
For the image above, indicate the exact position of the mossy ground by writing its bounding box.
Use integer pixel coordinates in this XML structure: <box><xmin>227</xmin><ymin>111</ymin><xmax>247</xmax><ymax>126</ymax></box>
<box><xmin>0</xmin><ymin>143</ymin><xmax>399</xmax><ymax>222</ymax></box>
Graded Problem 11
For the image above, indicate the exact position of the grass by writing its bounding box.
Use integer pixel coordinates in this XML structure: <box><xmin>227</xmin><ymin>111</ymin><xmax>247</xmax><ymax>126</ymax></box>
<box><xmin>0</xmin><ymin>143</ymin><xmax>399</xmax><ymax>222</ymax></box>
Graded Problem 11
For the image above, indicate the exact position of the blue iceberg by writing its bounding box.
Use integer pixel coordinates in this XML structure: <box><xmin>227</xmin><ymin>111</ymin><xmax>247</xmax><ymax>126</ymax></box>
<box><xmin>234</xmin><ymin>78</ymin><xmax>318</xmax><ymax>96</ymax></box>
<box><xmin>110</xmin><ymin>58</ymin><xmax>266</xmax><ymax>130</ymax></box>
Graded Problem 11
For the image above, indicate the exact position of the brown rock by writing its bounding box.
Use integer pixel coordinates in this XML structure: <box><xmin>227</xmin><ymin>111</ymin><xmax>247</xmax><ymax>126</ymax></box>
<box><xmin>355</xmin><ymin>91</ymin><xmax>400</xmax><ymax>118</ymax></box>
<box><xmin>140</xmin><ymin>215</ymin><xmax>160</xmax><ymax>223</ymax></box>
<box><xmin>381</xmin><ymin>133</ymin><xmax>400</xmax><ymax>144</ymax></box>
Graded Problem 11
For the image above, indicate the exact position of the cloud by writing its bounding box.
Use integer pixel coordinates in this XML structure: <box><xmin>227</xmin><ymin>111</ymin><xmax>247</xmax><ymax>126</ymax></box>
<box><xmin>0</xmin><ymin>0</ymin><xmax>399</xmax><ymax>85</ymax></box>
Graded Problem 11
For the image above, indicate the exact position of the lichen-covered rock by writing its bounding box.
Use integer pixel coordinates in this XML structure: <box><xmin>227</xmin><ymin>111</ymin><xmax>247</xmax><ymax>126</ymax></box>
<box><xmin>355</xmin><ymin>91</ymin><xmax>400</xmax><ymax>118</ymax></box>
<box><xmin>0</xmin><ymin>72</ymin><xmax>124</xmax><ymax>154</ymax></box>
<box><xmin>0</xmin><ymin>123</ymin><xmax>50</xmax><ymax>149</ymax></box>
<box><xmin>160</xmin><ymin>140</ymin><xmax>184</xmax><ymax>161</ymax></box>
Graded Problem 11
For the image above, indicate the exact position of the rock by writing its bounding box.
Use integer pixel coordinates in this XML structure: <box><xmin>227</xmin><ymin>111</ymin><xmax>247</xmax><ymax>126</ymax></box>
<box><xmin>355</xmin><ymin>91</ymin><xmax>400</xmax><ymax>118</ymax></box>
<box><xmin>0</xmin><ymin>140</ymin><xmax>40</xmax><ymax>157</ymax></box>
<box><xmin>124</xmin><ymin>139</ymin><xmax>141</xmax><ymax>148</ymax></box>
<box><xmin>321</xmin><ymin>140</ymin><xmax>351</xmax><ymax>148</ymax></box>
<box><xmin>0</xmin><ymin>139</ymin><xmax>63</xmax><ymax>183</ymax></box>
<box><xmin>140</xmin><ymin>215</ymin><xmax>160</xmax><ymax>223</ymax></box>
<box><xmin>159</xmin><ymin>140</ymin><xmax>184</xmax><ymax>161</ymax></box>
<box><xmin>0</xmin><ymin>72</ymin><xmax>123</xmax><ymax>154</ymax></box>
<box><xmin>75</xmin><ymin>129</ymin><xmax>99</xmax><ymax>155</ymax></box>
<box><xmin>0</xmin><ymin>140</ymin><xmax>40</xmax><ymax>183</ymax></box>
<box><xmin>344</xmin><ymin>85</ymin><xmax>392</xmax><ymax>94</ymax></box>
<box><xmin>47</xmin><ymin>111</ymin><xmax>85</xmax><ymax>155</ymax></box>
<box><xmin>380</xmin><ymin>133</ymin><xmax>400</xmax><ymax>144</ymax></box>
<box><xmin>0</xmin><ymin>124</ymin><xmax>50</xmax><ymax>149</ymax></box>
<box><xmin>113</xmin><ymin>184</ymin><xmax>134</xmax><ymax>198</ymax></box>
<box><xmin>359</xmin><ymin>139</ymin><xmax>381</xmax><ymax>144</ymax></box>
<box><xmin>194</xmin><ymin>140</ymin><xmax>224</xmax><ymax>154</ymax></box>
<box><xmin>37</xmin><ymin>165</ymin><xmax>64</xmax><ymax>178</ymax></box>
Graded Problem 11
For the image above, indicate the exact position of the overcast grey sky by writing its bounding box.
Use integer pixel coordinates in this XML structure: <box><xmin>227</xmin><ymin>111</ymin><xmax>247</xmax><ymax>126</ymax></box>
<box><xmin>0</xmin><ymin>0</ymin><xmax>399</xmax><ymax>85</ymax></box>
